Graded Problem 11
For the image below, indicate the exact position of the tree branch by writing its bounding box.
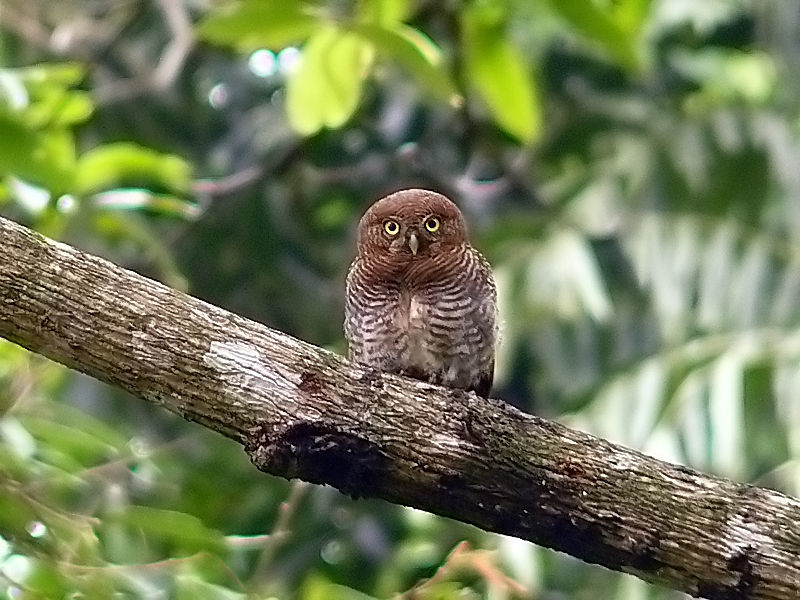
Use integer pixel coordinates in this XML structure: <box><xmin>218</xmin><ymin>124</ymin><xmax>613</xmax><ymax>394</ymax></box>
<box><xmin>0</xmin><ymin>214</ymin><xmax>798</xmax><ymax>599</ymax></box>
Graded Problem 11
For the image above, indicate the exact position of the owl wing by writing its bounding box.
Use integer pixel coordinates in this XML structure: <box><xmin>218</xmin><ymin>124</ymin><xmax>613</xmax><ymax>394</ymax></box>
<box><xmin>467</xmin><ymin>249</ymin><xmax>497</xmax><ymax>397</ymax></box>
<box><xmin>470</xmin><ymin>361</ymin><xmax>494</xmax><ymax>398</ymax></box>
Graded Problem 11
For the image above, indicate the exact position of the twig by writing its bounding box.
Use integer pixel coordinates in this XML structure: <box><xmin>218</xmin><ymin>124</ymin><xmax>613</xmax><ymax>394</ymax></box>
<box><xmin>252</xmin><ymin>481</ymin><xmax>310</xmax><ymax>579</ymax></box>
<box><xmin>59</xmin><ymin>551</ymin><xmax>246</xmax><ymax>591</ymax></box>
<box><xmin>397</xmin><ymin>541</ymin><xmax>528</xmax><ymax>599</ymax></box>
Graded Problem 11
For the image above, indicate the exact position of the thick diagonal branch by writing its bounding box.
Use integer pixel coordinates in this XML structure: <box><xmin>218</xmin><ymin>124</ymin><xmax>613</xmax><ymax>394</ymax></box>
<box><xmin>0</xmin><ymin>215</ymin><xmax>798</xmax><ymax>599</ymax></box>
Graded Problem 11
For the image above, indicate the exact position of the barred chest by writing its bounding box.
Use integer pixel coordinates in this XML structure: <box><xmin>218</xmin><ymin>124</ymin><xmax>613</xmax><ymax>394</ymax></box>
<box><xmin>395</xmin><ymin>288</ymin><xmax>469</xmax><ymax>386</ymax></box>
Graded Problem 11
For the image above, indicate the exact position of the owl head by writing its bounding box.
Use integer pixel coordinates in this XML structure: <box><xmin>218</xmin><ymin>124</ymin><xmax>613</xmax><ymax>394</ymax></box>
<box><xmin>356</xmin><ymin>189</ymin><xmax>468</xmax><ymax>262</ymax></box>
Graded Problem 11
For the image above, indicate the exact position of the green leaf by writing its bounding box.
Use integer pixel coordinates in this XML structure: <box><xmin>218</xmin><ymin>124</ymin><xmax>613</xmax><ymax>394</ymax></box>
<box><xmin>21</xmin><ymin>62</ymin><xmax>87</xmax><ymax>88</ymax></box>
<box><xmin>360</xmin><ymin>0</ymin><xmax>412</xmax><ymax>25</ymax></box>
<box><xmin>27</xmin><ymin>90</ymin><xmax>94</xmax><ymax>127</ymax></box>
<box><xmin>0</xmin><ymin>114</ymin><xmax>39</xmax><ymax>173</ymax></box>
<box><xmin>352</xmin><ymin>23</ymin><xmax>459</xmax><ymax>102</ymax></box>
<box><xmin>0</xmin><ymin>63</ymin><xmax>89</xmax><ymax>193</ymax></box>
<box><xmin>0</xmin><ymin>113</ymin><xmax>75</xmax><ymax>191</ymax></box>
<box><xmin>20</xmin><ymin>417</ymin><xmax>119</xmax><ymax>467</ymax></box>
<box><xmin>671</xmin><ymin>48</ymin><xmax>777</xmax><ymax>107</ymax></box>
<box><xmin>0</xmin><ymin>418</ymin><xmax>36</xmax><ymax>461</ymax></box>
<box><xmin>461</xmin><ymin>7</ymin><xmax>541</xmax><ymax>143</ymax></box>
<box><xmin>45</xmin><ymin>402</ymin><xmax>130</xmax><ymax>450</ymax></box>
<box><xmin>286</xmin><ymin>27</ymin><xmax>374</xmax><ymax>135</ymax></box>
<box><xmin>15</xmin><ymin>561</ymin><xmax>70</xmax><ymax>599</ymax></box>
<box><xmin>0</xmin><ymin>69</ymin><xmax>29</xmax><ymax>109</ymax></box>
<box><xmin>90</xmin><ymin>212</ymin><xmax>189</xmax><ymax>290</ymax></box>
<box><xmin>108</xmin><ymin>506</ymin><xmax>226</xmax><ymax>555</ymax></box>
<box><xmin>39</xmin><ymin>128</ymin><xmax>77</xmax><ymax>185</ymax></box>
<box><xmin>546</xmin><ymin>0</ymin><xmax>641</xmax><ymax>71</ymax></box>
<box><xmin>301</xmin><ymin>573</ymin><xmax>378</xmax><ymax>600</ymax></box>
<box><xmin>176</xmin><ymin>575</ymin><xmax>246</xmax><ymax>600</ymax></box>
<box><xmin>92</xmin><ymin>189</ymin><xmax>199</xmax><ymax>219</ymax></box>
<box><xmin>614</xmin><ymin>0</ymin><xmax>653</xmax><ymax>35</ymax></box>
<box><xmin>0</xmin><ymin>493</ymin><xmax>38</xmax><ymax>537</ymax></box>
<box><xmin>0</xmin><ymin>64</ymin><xmax>92</xmax><ymax>127</ymax></box>
<box><xmin>196</xmin><ymin>0</ymin><xmax>318</xmax><ymax>51</ymax></box>
<box><xmin>75</xmin><ymin>143</ymin><xmax>192</xmax><ymax>195</ymax></box>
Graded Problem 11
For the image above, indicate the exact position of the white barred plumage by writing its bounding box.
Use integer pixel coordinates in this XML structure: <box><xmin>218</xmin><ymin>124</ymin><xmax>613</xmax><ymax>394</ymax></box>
<box><xmin>344</xmin><ymin>189</ymin><xmax>497</xmax><ymax>397</ymax></box>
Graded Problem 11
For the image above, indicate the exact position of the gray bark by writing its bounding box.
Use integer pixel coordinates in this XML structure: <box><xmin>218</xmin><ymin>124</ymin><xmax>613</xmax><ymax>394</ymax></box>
<box><xmin>0</xmin><ymin>214</ymin><xmax>798</xmax><ymax>599</ymax></box>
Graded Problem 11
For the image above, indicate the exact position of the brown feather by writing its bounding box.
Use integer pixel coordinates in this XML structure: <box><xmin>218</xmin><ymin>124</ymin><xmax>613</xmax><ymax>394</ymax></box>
<box><xmin>345</xmin><ymin>189</ymin><xmax>498</xmax><ymax>398</ymax></box>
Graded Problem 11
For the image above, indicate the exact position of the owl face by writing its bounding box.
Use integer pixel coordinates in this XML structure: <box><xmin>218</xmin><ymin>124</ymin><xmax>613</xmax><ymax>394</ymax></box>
<box><xmin>357</xmin><ymin>189</ymin><xmax>467</xmax><ymax>260</ymax></box>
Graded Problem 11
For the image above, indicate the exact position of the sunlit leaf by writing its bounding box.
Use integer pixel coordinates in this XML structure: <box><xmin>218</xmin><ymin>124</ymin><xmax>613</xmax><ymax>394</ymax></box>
<box><xmin>546</xmin><ymin>0</ymin><xmax>641</xmax><ymax>71</ymax></box>
<box><xmin>196</xmin><ymin>0</ymin><xmax>319</xmax><ymax>50</ymax></box>
<box><xmin>26</xmin><ymin>90</ymin><xmax>94</xmax><ymax>127</ymax></box>
<box><xmin>360</xmin><ymin>0</ymin><xmax>412</xmax><ymax>25</ymax></box>
<box><xmin>21</xmin><ymin>62</ymin><xmax>87</xmax><ymax>88</ymax></box>
<box><xmin>461</xmin><ymin>6</ymin><xmax>541</xmax><ymax>143</ymax></box>
<box><xmin>0</xmin><ymin>417</ymin><xmax>37</xmax><ymax>461</ymax></box>
<box><xmin>520</xmin><ymin>229</ymin><xmax>612</xmax><ymax>321</ymax></box>
<box><xmin>671</xmin><ymin>48</ymin><xmax>777</xmax><ymax>107</ymax></box>
<box><xmin>614</xmin><ymin>0</ymin><xmax>653</xmax><ymax>34</ymax></box>
<box><xmin>0</xmin><ymin>69</ymin><xmax>29</xmax><ymax>109</ymax></box>
<box><xmin>301</xmin><ymin>573</ymin><xmax>377</xmax><ymax>600</ymax></box>
<box><xmin>286</xmin><ymin>27</ymin><xmax>374</xmax><ymax>135</ymax></box>
<box><xmin>39</xmin><ymin>129</ymin><xmax>77</xmax><ymax>187</ymax></box>
<box><xmin>0</xmin><ymin>114</ymin><xmax>74</xmax><ymax>191</ymax></box>
<box><xmin>75</xmin><ymin>143</ymin><xmax>192</xmax><ymax>195</ymax></box>
<box><xmin>708</xmin><ymin>352</ymin><xmax>744</xmax><ymax>476</ymax></box>
<box><xmin>351</xmin><ymin>23</ymin><xmax>458</xmax><ymax>102</ymax></box>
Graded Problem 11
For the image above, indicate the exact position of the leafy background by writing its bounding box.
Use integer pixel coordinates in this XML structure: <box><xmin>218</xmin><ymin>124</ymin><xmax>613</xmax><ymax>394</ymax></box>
<box><xmin>1</xmin><ymin>0</ymin><xmax>798</xmax><ymax>598</ymax></box>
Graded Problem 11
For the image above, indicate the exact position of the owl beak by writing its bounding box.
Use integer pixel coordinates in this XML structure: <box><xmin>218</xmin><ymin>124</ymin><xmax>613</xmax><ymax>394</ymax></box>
<box><xmin>407</xmin><ymin>232</ymin><xmax>419</xmax><ymax>256</ymax></box>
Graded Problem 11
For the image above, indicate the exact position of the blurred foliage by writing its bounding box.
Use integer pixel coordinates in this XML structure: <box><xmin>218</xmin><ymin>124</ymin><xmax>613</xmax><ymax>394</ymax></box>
<box><xmin>0</xmin><ymin>0</ymin><xmax>799</xmax><ymax>598</ymax></box>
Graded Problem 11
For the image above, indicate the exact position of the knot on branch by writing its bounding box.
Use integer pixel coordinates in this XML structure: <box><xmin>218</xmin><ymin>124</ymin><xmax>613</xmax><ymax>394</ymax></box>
<box><xmin>247</xmin><ymin>421</ymin><xmax>389</xmax><ymax>498</ymax></box>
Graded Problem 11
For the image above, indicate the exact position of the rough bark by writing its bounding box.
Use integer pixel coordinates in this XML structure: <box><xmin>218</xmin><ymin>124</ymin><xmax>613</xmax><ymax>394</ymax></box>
<box><xmin>0</xmin><ymin>214</ymin><xmax>798</xmax><ymax>599</ymax></box>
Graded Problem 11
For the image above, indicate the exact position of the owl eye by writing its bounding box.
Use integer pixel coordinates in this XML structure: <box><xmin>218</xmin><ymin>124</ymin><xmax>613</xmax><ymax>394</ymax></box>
<box><xmin>383</xmin><ymin>220</ymin><xmax>400</xmax><ymax>236</ymax></box>
<box><xmin>424</xmin><ymin>216</ymin><xmax>440</xmax><ymax>233</ymax></box>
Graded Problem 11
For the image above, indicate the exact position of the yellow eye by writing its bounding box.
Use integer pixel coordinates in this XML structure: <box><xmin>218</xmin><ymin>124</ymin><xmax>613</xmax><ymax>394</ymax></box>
<box><xmin>424</xmin><ymin>216</ymin><xmax>440</xmax><ymax>233</ymax></box>
<box><xmin>383</xmin><ymin>220</ymin><xmax>400</xmax><ymax>236</ymax></box>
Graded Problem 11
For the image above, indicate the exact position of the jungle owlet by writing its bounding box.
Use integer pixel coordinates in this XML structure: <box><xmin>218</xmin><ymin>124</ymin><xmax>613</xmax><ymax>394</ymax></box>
<box><xmin>344</xmin><ymin>189</ymin><xmax>497</xmax><ymax>397</ymax></box>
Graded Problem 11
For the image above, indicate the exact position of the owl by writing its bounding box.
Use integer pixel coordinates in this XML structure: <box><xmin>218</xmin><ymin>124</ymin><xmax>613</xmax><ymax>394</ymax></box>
<box><xmin>344</xmin><ymin>188</ymin><xmax>497</xmax><ymax>397</ymax></box>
